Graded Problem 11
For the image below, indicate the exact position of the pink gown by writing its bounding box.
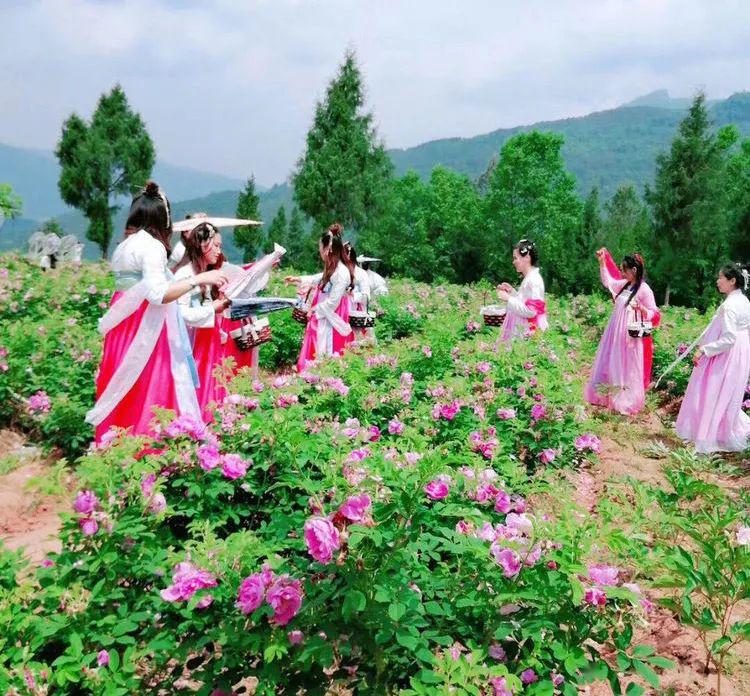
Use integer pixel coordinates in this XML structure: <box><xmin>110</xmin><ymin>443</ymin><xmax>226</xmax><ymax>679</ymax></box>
<box><xmin>87</xmin><ymin>231</ymin><xmax>201</xmax><ymax>442</ymax></box>
<box><xmin>297</xmin><ymin>263</ymin><xmax>353</xmax><ymax>372</ymax></box>
<box><xmin>500</xmin><ymin>267</ymin><xmax>548</xmax><ymax>342</ymax></box>
<box><xmin>584</xmin><ymin>250</ymin><xmax>661</xmax><ymax>415</ymax></box>
<box><xmin>676</xmin><ymin>289</ymin><xmax>750</xmax><ymax>452</ymax></box>
<box><xmin>220</xmin><ymin>263</ymin><xmax>259</xmax><ymax>375</ymax></box>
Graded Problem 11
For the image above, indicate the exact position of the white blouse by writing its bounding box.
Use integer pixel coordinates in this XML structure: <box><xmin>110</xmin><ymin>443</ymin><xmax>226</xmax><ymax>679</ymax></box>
<box><xmin>315</xmin><ymin>263</ymin><xmax>352</xmax><ymax>324</ymax></box>
<box><xmin>702</xmin><ymin>290</ymin><xmax>750</xmax><ymax>357</ymax></box>
<box><xmin>352</xmin><ymin>266</ymin><xmax>371</xmax><ymax>306</ymax></box>
<box><xmin>506</xmin><ymin>267</ymin><xmax>545</xmax><ymax>318</ymax></box>
<box><xmin>111</xmin><ymin>230</ymin><xmax>170</xmax><ymax>305</ymax></box>
<box><xmin>173</xmin><ymin>264</ymin><xmax>215</xmax><ymax>329</ymax></box>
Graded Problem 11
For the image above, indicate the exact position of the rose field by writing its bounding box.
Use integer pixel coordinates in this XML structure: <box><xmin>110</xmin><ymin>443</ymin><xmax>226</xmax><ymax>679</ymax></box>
<box><xmin>1</xmin><ymin>253</ymin><xmax>750</xmax><ymax>696</ymax></box>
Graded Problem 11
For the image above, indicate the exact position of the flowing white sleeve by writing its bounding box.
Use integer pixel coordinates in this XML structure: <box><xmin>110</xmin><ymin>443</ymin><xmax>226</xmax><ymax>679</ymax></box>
<box><xmin>702</xmin><ymin>307</ymin><xmax>740</xmax><ymax>356</ymax></box>
<box><xmin>176</xmin><ymin>288</ymin><xmax>215</xmax><ymax>328</ymax></box>
<box><xmin>315</xmin><ymin>270</ymin><xmax>352</xmax><ymax>336</ymax></box>
<box><xmin>507</xmin><ymin>277</ymin><xmax>541</xmax><ymax>318</ymax></box>
<box><xmin>298</xmin><ymin>273</ymin><xmax>323</xmax><ymax>297</ymax></box>
<box><xmin>352</xmin><ymin>270</ymin><xmax>371</xmax><ymax>305</ymax></box>
<box><xmin>138</xmin><ymin>240</ymin><xmax>171</xmax><ymax>305</ymax></box>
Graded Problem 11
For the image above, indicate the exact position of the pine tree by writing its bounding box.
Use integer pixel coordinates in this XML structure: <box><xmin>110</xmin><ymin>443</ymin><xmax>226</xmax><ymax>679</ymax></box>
<box><xmin>645</xmin><ymin>92</ymin><xmax>736</xmax><ymax>306</ymax></box>
<box><xmin>0</xmin><ymin>183</ymin><xmax>22</xmax><ymax>222</ymax></box>
<box><xmin>234</xmin><ymin>176</ymin><xmax>262</xmax><ymax>262</ymax></box>
<box><xmin>267</xmin><ymin>205</ymin><xmax>288</xmax><ymax>253</ymax></box>
<box><xmin>292</xmin><ymin>50</ymin><xmax>393</xmax><ymax>231</ymax></box>
<box><xmin>56</xmin><ymin>85</ymin><xmax>154</xmax><ymax>257</ymax></box>
<box><xmin>283</xmin><ymin>206</ymin><xmax>313</xmax><ymax>270</ymax></box>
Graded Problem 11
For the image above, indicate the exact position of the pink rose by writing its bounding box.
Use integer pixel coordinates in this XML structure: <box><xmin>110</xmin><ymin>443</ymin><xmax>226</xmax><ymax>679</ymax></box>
<box><xmin>424</xmin><ymin>479</ymin><xmax>450</xmax><ymax>501</ymax></box>
<box><xmin>266</xmin><ymin>576</ymin><xmax>303</xmax><ymax>626</ymax></box>
<box><xmin>73</xmin><ymin>490</ymin><xmax>99</xmax><ymax>515</ymax></box>
<box><xmin>496</xmin><ymin>408</ymin><xmax>516</xmax><ymax>420</ymax></box>
<box><xmin>97</xmin><ymin>650</ymin><xmax>109</xmax><ymax>667</ymax></box>
<box><xmin>588</xmin><ymin>564</ymin><xmax>619</xmax><ymax>586</ymax></box>
<box><xmin>388</xmin><ymin>419</ymin><xmax>404</xmax><ymax>435</ymax></box>
<box><xmin>339</xmin><ymin>494</ymin><xmax>372</xmax><ymax>524</ymax></box>
<box><xmin>197</xmin><ymin>444</ymin><xmax>222</xmax><ymax>471</ymax></box>
<box><xmin>221</xmin><ymin>454</ymin><xmax>249</xmax><ymax>480</ymax></box>
<box><xmin>160</xmin><ymin>561</ymin><xmax>218</xmax><ymax>603</ymax></box>
<box><xmin>494</xmin><ymin>490</ymin><xmax>512</xmax><ymax>514</ymax></box>
<box><xmin>539</xmin><ymin>448</ymin><xmax>556</xmax><ymax>464</ymax></box>
<box><xmin>79</xmin><ymin>517</ymin><xmax>99</xmax><ymax>536</ymax></box>
<box><xmin>488</xmin><ymin>643</ymin><xmax>506</xmax><ymax>661</ymax></box>
<box><xmin>490</xmin><ymin>676</ymin><xmax>512</xmax><ymax>696</ymax></box>
<box><xmin>492</xmin><ymin>546</ymin><xmax>521</xmax><ymax>578</ymax></box>
<box><xmin>455</xmin><ymin>520</ymin><xmax>474</xmax><ymax>535</ymax></box>
<box><xmin>237</xmin><ymin>571</ymin><xmax>271</xmax><ymax>614</ymax></box>
<box><xmin>304</xmin><ymin>517</ymin><xmax>340</xmax><ymax>564</ymax></box>
<box><xmin>288</xmin><ymin>630</ymin><xmax>304</xmax><ymax>645</ymax></box>
<box><xmin>584</xmin><ymin>586</ymin><xmax>607</xmax><ymax>606</ymax></box>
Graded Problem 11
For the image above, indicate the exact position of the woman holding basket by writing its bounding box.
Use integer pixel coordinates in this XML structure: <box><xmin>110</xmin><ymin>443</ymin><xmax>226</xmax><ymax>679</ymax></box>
<box><xmin>584</xmin><ymin>248</ymin><xmax>660</xmax><ymax>416</ymax></box>
<box><xmin>287</xmin><ymin>223</ymin><xmax>355</xmax><ymax>372</ymax></box>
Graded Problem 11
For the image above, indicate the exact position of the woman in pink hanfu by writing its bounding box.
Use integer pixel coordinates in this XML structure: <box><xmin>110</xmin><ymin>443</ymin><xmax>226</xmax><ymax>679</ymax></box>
<box><xmin>496</xmin><ymin>239</ymin><xmax>548</xmax><ymax>342</ymax></box>
<box><xmin>173</xmin><ymin>223</ymin><xmax>231</xmax><ymax>418</ymax></box>
<box><xmin>86</xmin><ymin>183</ymin><xmax>227</xmax><ymax>443</ymax></box>
<box><xmin>584</xmin><ymin>248</ymin><xmax>661</xmax><ymax>416</ymax></box>
<box><xmin>676</xmin><ymin>263</ymin><xmax>750</xmax><ymax>453</ymax></box>
<box><xmin>289</xmin><ymin>223</ymin><xmax>354</xmax><ymax>372</ymax></box>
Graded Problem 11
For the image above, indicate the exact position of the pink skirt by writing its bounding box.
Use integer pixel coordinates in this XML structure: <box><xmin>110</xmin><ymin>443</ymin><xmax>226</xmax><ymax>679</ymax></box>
<box><xmin>297</xmin><ymin>289</ymin><xmax>351</xmax><ymax>372</ymax></box>
<box><xmin>676</xmin><ymin>325</ymin><xmax>750</xmax><ymax>452</ymax></box>
<box><xmin>193</xmin><ymin>326</ymin><xmax>226</xmax><ymax>419</ymax></box>
<box><xmin>94</xmin><ymin>293</ymin><xmax>178</xmax><ymax>443</ymax></box>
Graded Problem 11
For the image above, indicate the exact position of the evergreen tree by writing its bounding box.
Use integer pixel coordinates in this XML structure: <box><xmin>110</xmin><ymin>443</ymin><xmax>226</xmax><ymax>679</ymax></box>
<box><xmin>0</xmin><ymin>183</ymin><xmax>22</xmax><ymax>222</ymax></box>
<box><xmin>56</xmin><ymin>85</ymin><xmax>154</xmax><ymax>257</ymax></box>
<box><xmin>267</xmin><ymin>205</ymin><xmax>288</xmax><ymax>254</ymax></box>
<box><xmin>484</xmin><ymin>131</ymin><xmax>583</xmax><ymax>291</ymax></box>
<box><xmin>293</xmin><ymin>50</ymin><xmax>393</xmax><ymax>231</ymax></box>
<box><xmin>601</xmin><ymin>185</ymin><xmax>653</xmax><ymax>260</ymax></box>
<box><xmin>582</xmin><ymin>187</ymin><xmax>603</xmax><ymax>247</ymax></box>
<box><xmin>234</xmin><ymin>176</ymin><xmax>262</xmax><ymax>262</ymax></box>
<box><xmin>282</xmin><ymin>206</ymin><xmax>314</xmax><ymax>270</ymax></box>
<box><xmin>645</xmin><ymin>92</ymin><xmax>736</xmax><ymax>306</ymax></box>
<box><xmin>724</xmin><ymin>138</ymin><xmax>750</xmax><ymax>262</ymax></box>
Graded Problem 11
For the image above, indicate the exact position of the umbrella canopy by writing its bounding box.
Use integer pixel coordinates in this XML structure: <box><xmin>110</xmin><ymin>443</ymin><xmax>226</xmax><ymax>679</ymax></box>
<box><xmin>173</xmin><ymin>217</ymin><xmax>262</xmax><ymax>233</ymax></box>
<box><xmin>223</xmin><ymin>243</ymin><xmax>286</xmax><ymax>299</ymax></box>
<box><xmin>229</xmin><ymin>297</ymin><xmax>299</xmax><ymax>320</ymax></box>
<box><xmin>357</xmin><ymin>255</ymin><xmax>382</xmax><ymax>264</ymax></box>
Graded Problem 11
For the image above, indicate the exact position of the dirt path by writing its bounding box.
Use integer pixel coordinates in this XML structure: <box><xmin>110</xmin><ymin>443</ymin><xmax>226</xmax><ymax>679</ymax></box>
<box><xmin>0</xmin><ymin>429</ymin><xmax>70</xmax><ymax>565</ymax></box>
<box><xmin>572</xmin><ymin>402</ymin><xmax>750</xmax><ymax>696</ymax></box>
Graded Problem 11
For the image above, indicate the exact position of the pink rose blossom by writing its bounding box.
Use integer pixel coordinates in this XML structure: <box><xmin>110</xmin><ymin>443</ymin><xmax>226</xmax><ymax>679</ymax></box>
<box><xmin>492</xmin><ymin>546</ymin><xmax>521</xmax><ymax>577</ymax></box>
<box><xmin>574</xmin><ymin>433</ymin><xmax>602</xmax><ymax>453</ymax></box>
<box><xmin>404</xmin><ymin>451</ymin><xmax>423</xmax><ymax>465</ymax></box>
<box><xmin>304</xmin><ymin>517</ymin><xmax>341</xmax><ymax>564</ymax></box>
<box><xmin>520</xmin><ymin>669</ymin><xmax>538</xmax><ymax>685</ymax></box>
<box><xmin>339</xmin><ymin>494</ymin><xmax>372</xmax><ymax>523</ymax></box>
<box><xmin>738</xmin><ymin>527</ymin><xmax>750</xmax><ymax>546</ymax></box>
<box><xmin>345</xmin><ymin>448</ymin><xmax>370</xmax><ymax>464</ymax></box>
<box><xmin>221</xmin><ymin>454</ymin><xmax>249</xmax><ymax>480</ymax></box>
<box><xmin>148</xmin><ymin>493</ymin><xmax>167</xmax><ymax>514</ymax></box>
<box><xmin>288</xmin><ymin>630</ymin><xmax>304</xmax><ymax>645</ymax></box>
<box><xmin>97</xmin><ymin>650</ymin><xmax>109</xmax><ymax>667</ymax></box>
<box><xmin>73</xmin><ymin>490</ymin><xmax>99</xmax><ymax>515</ymax></box>
<box><xmin>424</xmin><ymin>479</ymin><xmax>450</xmax><ymax>501</ymax></box>
<box><xmin>388</xmin><ymin>419</ymin><xmax>404</xmax><ymax>435</ymax></box>
<box><xmin>27</xmin><ymin>390</ymin><xmax>51</xmax><ymax>415</ymax></box>
<box><xmin>530</xmin><ymin>403</ymin><xmax>546</xmax><ymax>422</ymax></box>
<box><xmin>455</xmin><ymin>520</ymin><xmax>474</xmax><ymax>535</ymax></box>
<box><xmin>490</xmin><ymin>676</ymin><xmax>513</xmax><ymax>696</ymax></box>
<box><xmin>584</xmin><ymin>586</ymin><xmax>607</xmax><ymax>606</ymax></box>
<box><xmin>266</xmin><ymin>576</ymin><xmax>303</xmax><ymax>626</ymax></box>
<box><xmin>237</xmin><ymin>570</ymin><xmax>272</xmax><ymax>614</ymax></box>
<box><xmin>79</xmin><ymin>517</ymin><xmax>98</xmax><ymax>536</ymax></box>
<box><xmin>494</xmin><ymin>490</ymin><xmax>513</xmax><ymax>514</ymax></box>
<box><xmin>422</xmin><ymin>346</ymin><xmax>432</xmax><ymax>357</ymax></box>
<box><xmin>197</xmin><ymin>444</ymin><xmax>222</xmax><ymax>471</ymax></box>
<box><xmin>367</xmin><ymin>425</ymin><xmax>381</xmax><ymax>442</ymax></box>
<box><xmin>160</xmin><ymin>561</ymin><xmax>218</xmax><ymax>603</ymax></box>
<box><xmin>489</xmin><ymin>643</ymin><xmax>506</xmax><ymax>661</ymax></box>
<box><xmin>496</xmin><ymin>407</ymin><xmax>516</xmax><ymax>420</ymax></box>
<box><xmin>539</xmin><ymin>448</ymin><xmax>556</xmax><ymax>464</ymax></box>
<box><xmin>588</xmin><ymin>564</ymin><xmax>620</xmax><ymax>586</ymax></box>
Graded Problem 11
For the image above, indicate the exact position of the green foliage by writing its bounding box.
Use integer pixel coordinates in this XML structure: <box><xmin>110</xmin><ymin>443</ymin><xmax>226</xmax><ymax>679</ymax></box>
<box><xmin>56</xmin><ymin>85</ymin><xmax>155</xmax><ymax>258</ymax></box>
<box><xmin>280</xmin><ymin>206</ymin><xmax>317</xmax><ymax>273</ymax></box>
<box><xmin>234</xmin><ymin>176</ymin><xmax>262</xmax><ymax>262</ymax></box>
<box><xmin>266</xmin><ymin>204</ymin><xmax>287</xmax><ymax>251</ymax></box>
<box><xmin>0</xmin><ymin>183</ymin><xmax>22</xmax><ymax>220</ymax></box>
<box><xmin>293</xmin><ymin>50</ymin><xmax>393</xmax><ymax>231</ymax></box>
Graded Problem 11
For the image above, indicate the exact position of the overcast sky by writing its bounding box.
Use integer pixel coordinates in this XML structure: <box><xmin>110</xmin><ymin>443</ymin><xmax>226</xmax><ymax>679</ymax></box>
<box><xmin>2</xmin><ymin>0</ymin><xmax>749</xmax><ymax>187</ymax></box>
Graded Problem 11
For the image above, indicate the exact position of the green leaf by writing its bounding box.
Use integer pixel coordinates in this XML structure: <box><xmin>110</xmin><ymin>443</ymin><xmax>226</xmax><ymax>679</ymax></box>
<box><xmin>625</xmin><ymin>683</ymin><xmax>645</xmax><ymax>696</ymax></box>
<box><xmin>342</xmin><ymin>589</ymin><xmax>366</xmax><ymax>618</ymax></box>
<box><xmin>388</xmin><ymin>602</ymin><xmax>406</xmax><ymax>622</ymax></box>
<box><xmin>632</xmin><ymin>660</ymin><xmax>660</xmax><ymax>688</ymax></box>
<box><xmin>396</xmin><ymin>628</ymin><xmax>418</xmax><ymax>650</ymax></box>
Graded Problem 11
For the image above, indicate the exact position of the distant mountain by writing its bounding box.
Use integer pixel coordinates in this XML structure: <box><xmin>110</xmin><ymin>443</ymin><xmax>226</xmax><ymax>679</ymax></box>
<box><xmin>0</xmin><ymin>141</ymin><xmax>248</xmax><ymax>220</ymax></box>
<box><xmin>620</xmin><ymin>89</ymin><xmax>718</xmax><ymax>110</ymax></box>
<box><xmin>388</xmin><ymin>91</ymin><xmax>750</xmax><ymax>198</ymax></box>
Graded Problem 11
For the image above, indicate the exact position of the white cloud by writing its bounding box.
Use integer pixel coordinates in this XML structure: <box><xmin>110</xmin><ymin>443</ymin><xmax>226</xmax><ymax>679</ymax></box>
<box><xmin>1</xmin><ymin>0</ymin><xmax>749</xmax><ymax>184</ymax></box>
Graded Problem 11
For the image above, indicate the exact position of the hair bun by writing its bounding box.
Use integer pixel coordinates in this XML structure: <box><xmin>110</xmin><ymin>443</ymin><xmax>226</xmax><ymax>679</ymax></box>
<box><xmin>328</xmin><ymin>222</ymin><xmax>344</xmax><ymax>237</ymax></box>
<box><xmin>144</xmin><ymin>181</ymin><xmax>160</xmax><ymax>197</ymax></box>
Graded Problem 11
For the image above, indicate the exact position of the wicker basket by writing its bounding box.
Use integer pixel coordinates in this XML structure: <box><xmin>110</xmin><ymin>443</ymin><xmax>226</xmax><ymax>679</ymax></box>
<box><xmin>480</xmin><ymin>304</ymin><xmax>507</xmax><ymax>328</ymax></box>
<box><xmin>230</xmin><ymin>317</ymin><xmax>272</xmax><ymax>351</ymax></box>
<box><xmin>350</xmin><ymin>309</ymin><xmax>376</xmax><ymax>329</ymax></box>
<box><xmin>292</xmin><ymin>289</ymin><xmax>312</xmax><ymax>325</ymax></box>
<box><xmin>627</xmin><ymin>309</ymin><xmax>653</xmax><ymax>338</ymax></box>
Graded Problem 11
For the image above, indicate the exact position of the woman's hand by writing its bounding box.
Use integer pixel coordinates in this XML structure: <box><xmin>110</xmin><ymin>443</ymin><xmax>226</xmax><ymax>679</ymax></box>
<box><xmin>284</xmin><ymin>275</ymin><xmax>300</xmax><ymax>286</ymax></box>
<box><xmin>498</xmin><ymin>282</ymin><xmax>514</xmax><ymax>294</ymax></box>
<box><xmin>197</xmin><ymin>269</ymin><xmax>229</xmax><ymax>287</ymax></box>
<box><xmin>595</xmin><ymin>248</ymin><xmax>607</xmax><ymax>265</ymax></box>
<box><xmin>692</xmin><ymin>348</ymin><xmax>704</xmax><ymax>366</ymax></box>
<box><xmin>212</xmin><ymin>298</ymin><xmax>229</xmax><ymax>313</ymax></box>
<box><xmin>630</xmin><ymin>300</ymin><xmax>641</xmax><ymax>312</ymax></box>
<box><xmin>496</xmin><ymin>288</ymin><xmax>511</xmax><ymax>302</ymax></box>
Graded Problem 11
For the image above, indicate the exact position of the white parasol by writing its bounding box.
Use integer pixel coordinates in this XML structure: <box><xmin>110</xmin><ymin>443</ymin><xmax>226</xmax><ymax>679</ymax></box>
<box><xmin>223</xmin><ymin>243</ymin><xmax>286</xmax><ymax>300</ymax></box>
<box><xmin>173</xmin><ymin>217</ymin><xmax>262</xmax><ymax>233</ymax></box>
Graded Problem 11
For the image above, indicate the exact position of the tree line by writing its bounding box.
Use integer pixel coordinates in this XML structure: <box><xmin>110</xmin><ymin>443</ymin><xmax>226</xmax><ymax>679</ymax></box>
<box><xmin>52</xmin><ymin>52</ymin><xmax>749</xmax><ymax>310</ymax></box>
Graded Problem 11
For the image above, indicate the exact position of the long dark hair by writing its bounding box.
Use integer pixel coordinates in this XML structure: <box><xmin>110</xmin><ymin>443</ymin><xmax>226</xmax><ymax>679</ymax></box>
<box><xmin>720</xmin><ymin>262</ymin><xmax>750</xmax><ymax>294</ymax></box>
<box><xmin>513</xmin><ymin>239</ymin><xmax>539</xmax><ymax>266</ymax></box>
<box><xmin>319</xmin><ymin>223</ymin><xmax>354</xmax><ymax>290</ymax></box>
<box><xmin>614</xmin><ymin>253</ymin><xmax>645</xmax><ymax>307</ymax></box>
<box><xmin>174</xmin><ymin>222</ymin><xmax>224</xmax><ymax>299</ymax></box>
<box><xmin>125</xmin><ymin>181</ymin><xmax>172</xmax><ymax>254</ymax></box>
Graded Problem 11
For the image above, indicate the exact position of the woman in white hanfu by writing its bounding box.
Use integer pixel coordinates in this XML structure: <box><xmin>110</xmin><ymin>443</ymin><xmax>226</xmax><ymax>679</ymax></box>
<box><xmin>495</xmin><ymin>239</ymin><xmax>548</xmax><ymax>342</ymax></box>
<box><xmin>85</xmin><ymin>183</ymin><xmax>227</xmax><ymax>443</ymax></box>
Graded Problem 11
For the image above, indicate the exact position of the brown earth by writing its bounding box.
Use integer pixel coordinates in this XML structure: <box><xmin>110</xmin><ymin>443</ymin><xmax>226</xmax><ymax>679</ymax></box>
<box><xmin>0</xmin><ymin>429</ymin><xmax>70</xmax><ymax>565</ymax></box>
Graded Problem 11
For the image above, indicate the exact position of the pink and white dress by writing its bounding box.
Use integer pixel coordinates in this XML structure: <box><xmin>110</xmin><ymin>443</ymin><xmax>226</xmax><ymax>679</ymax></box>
<box><xmin>174</xmin><ymin>264</ymin><xmax>225</xmax><ymax>418</ymax></box>
<box><xmin>676</xmin><ymin>289</ymin><xmax>750</xmax><ymax>452</ymax></box>
<box><xmin>584</xmin><ymin>250</ymin><xmax>660</xmax><ymax>415</ymax></box>
<box><xmin>297</xmin><ymin>263</ymin><xmax>353</xmax><ymax>372</ymax></box>
<box><xmin>86</xmin><ymin>230</ymin><xmax>201</xmax><ymax>443</ymax></box>
<box><xmin>501</xmin><ymin>266</ymin><xmax>548</xmax><ymax>341</ymax></box>
<box><xmin>220</xmin><ymin>263</ymin><xmax>259</xmax><ymax>377</ymax></box>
